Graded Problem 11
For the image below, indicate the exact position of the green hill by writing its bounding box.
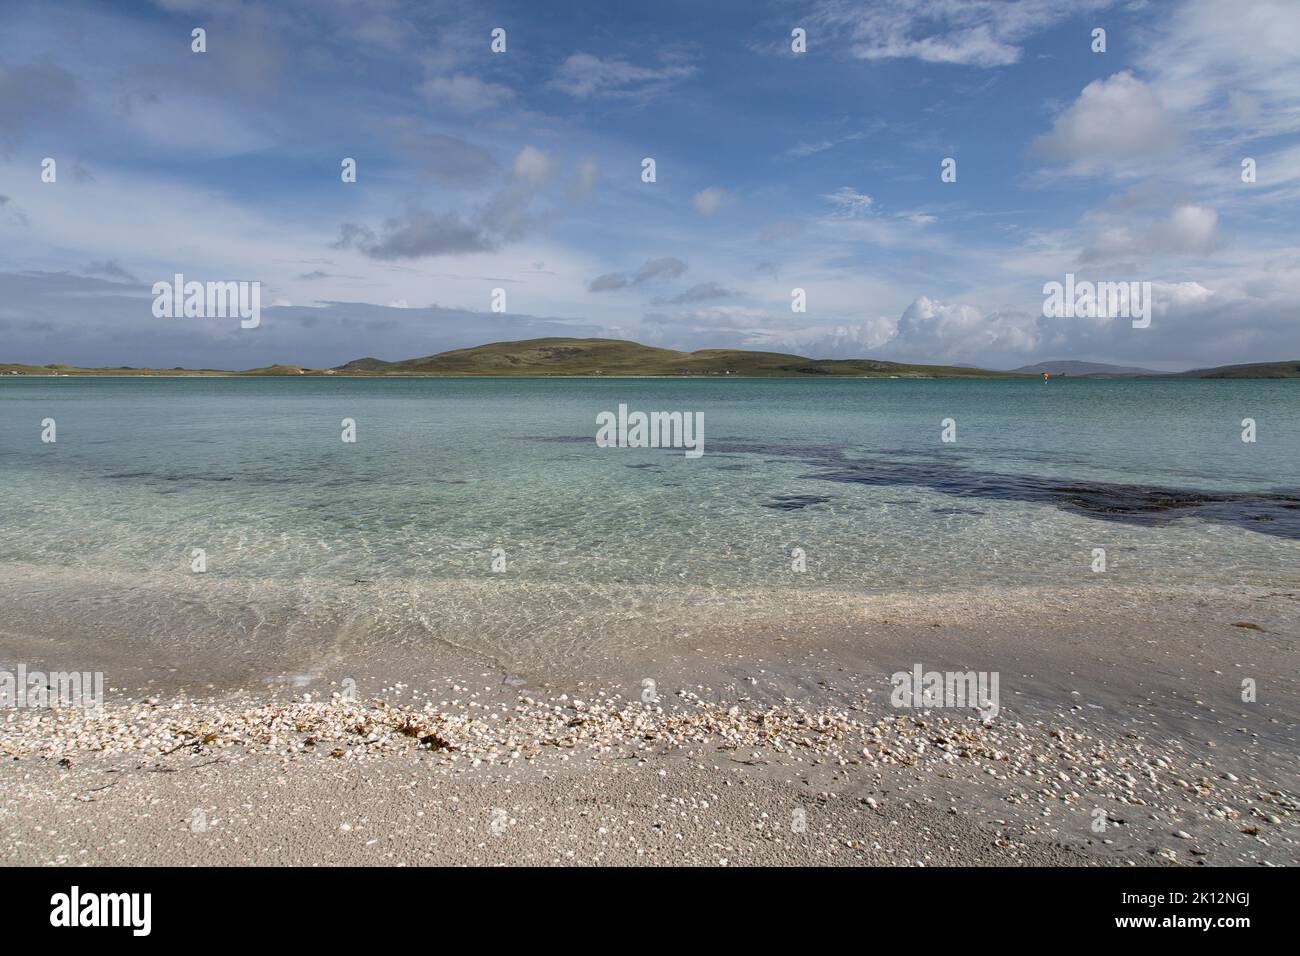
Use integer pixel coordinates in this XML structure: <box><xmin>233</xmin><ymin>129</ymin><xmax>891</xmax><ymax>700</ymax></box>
<box><xmin>244</xmin><ymin>364</ymin><xmax>308</xmax><ymax>375</ymax></box>
<box><xmin>333</xmin><ymin>356</ymin><xmax>393</xmax><ymax>372</ymax></box>
<box><xmin>338</xmin><ymin>337</ymin><xmax>1018</xmax><ymax>378</ymax></box>
<box><xmin>6</xmin><ymin>339</ymin><xmax>1299</xmax><ymax>378</ymax></box>
<box><xmin>1174</xmin><ymin>361</ymin><xmax>1300</xmax><ymax>379</ymax></box>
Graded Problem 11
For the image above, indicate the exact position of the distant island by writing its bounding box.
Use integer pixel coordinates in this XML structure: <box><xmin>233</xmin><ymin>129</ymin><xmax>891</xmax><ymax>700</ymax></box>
<box><xmin>1011</xmin><ymin>360</ymin><xmax>1165</xmax><ymax>377</ymax></box>
<box><xmin>4</xmin><ymin>338</ymin><xmax>1299</xmax><ymax>379</ymax></box>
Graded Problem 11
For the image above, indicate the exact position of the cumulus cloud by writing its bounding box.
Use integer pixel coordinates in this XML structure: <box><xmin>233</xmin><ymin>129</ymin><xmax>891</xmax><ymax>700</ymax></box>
<box><xmin>1155</xmin><ymin>280</ymin><xmax>1215</xmax><ymax>310</ymax></box>
<box><xmin>892</xmin><ymin>296</ymin><xmax>1039</xmax><ymax>360</ymax></box>
<box><xmin>1034</xmin><ymin>72</ymin><xmax>1179</xmax><ymax>171</ymax></box>
<box><xmin>1031</xmin><ymin>278</ymin><xmax>1275</xmax><ymax>365</ymax></box>
<box><xmin>1079</xmin><ymin>203</ymin><xmax>1221</xmax><ymax>263</ymax></box>
<box><xmin>865</xmin><ymin>276</ymin><xmax>1297</xmax><ymax>369</ymax></box>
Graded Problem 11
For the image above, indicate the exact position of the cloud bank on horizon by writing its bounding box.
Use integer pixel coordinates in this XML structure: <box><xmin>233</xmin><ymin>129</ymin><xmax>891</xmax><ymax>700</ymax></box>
<box><xmin>0</xmin><ymin>0</ymin><xmax>1297</xmax><ymax>371</ymax></box>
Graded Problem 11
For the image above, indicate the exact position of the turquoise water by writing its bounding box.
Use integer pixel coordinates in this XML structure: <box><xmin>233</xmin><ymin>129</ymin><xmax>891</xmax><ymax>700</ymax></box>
<box><xmin>1</xmin><ymin>376</ymin><xmax>1297</xmax><ymax>670</ymax></box>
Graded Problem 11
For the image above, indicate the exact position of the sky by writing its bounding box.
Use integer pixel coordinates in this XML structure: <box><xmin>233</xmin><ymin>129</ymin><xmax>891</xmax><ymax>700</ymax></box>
<box><xmin>0</xmin><ymin>0</ymin><xmax>1297</xmax><ymax>371</ymax></box>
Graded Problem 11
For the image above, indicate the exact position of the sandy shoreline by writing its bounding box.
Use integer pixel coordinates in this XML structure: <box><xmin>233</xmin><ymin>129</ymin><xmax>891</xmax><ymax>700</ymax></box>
<box><xmin>1</xmin><ymin>686</ymin><xmax>1292</xmax><ymax>866</ymax></box>
<box><xmin>2</xmin><ymin>583</ymin><xmax>1296</xmax><ymax>866</ymax></box>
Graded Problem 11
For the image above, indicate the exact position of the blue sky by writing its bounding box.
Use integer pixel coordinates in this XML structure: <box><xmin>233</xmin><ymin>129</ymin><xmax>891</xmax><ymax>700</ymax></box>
<box><xmin>1</xmin><ymin>0</ymin><xmax>1297</xmax><ymax>370</ymax></box>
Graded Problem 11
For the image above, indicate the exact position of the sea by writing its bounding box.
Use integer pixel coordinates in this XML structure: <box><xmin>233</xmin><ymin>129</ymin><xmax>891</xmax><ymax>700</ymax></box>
<box><xmin>2</xmin><ymin>376</ymin><xmax>1296</xmax><ymax>678</ymax></box>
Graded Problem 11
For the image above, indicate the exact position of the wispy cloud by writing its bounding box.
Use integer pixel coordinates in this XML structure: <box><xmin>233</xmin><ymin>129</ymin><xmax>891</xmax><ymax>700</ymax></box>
<box><xmin>549</xmin><ymin>52</ymin><xmax>696</xmax><ymax>99</ymax></box>
<box><xmin>810</xmin><ymin>0</ymin><xmax>1113</xmax><ymax>67</ymax></box>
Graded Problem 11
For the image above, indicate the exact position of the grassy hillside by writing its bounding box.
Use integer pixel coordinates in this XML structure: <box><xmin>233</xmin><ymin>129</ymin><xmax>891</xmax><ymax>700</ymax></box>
<box><xmin>337</xmin><ymin>338</ymin><xmax>1019</xmax><ymax>378</ymax></box>
<box><xmin>1174</xmin><ymin>361</ymin><xmax>1300</xmax><ymax>379</ymax></box>
<box><xmin>6</xmin><ymin>340</ymin><xmax>1299</xmax><ymax>378</ymax></box>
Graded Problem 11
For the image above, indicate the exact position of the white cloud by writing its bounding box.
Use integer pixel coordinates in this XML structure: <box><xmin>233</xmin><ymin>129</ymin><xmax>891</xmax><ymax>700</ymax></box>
<box><xmin>899</xmin><ymin>211</ymin><xmax>938</xmax><ymax>226</ymax></box>
<box><xmin>1034</xmin><ymin>72</ymin><xmax>1179</xmax><ymax>172</ymax></box>
<box><xmin>785</xmin><ymin>132</ymin><xmax>865</xmax><ymax>158</ymax></box>
<box><xmin>745</xmin><ymin>318</ymin><xmax>900</xmax><ymax>356</ymax></box>
<box><xmin>861</xmin><ymin>273</ymin><xmax>1298</xmax><ymax>370</ymax></box>
<box><xmin>1079</xmin><ymin>203</ymin><xmax>1220</xmax><ymax>263</ymax></box>
<box><xmin>870</xmin><ymin>24</ymin><xmax>1019</xmax><ymax>66</ymax></box>
<box><xmin>1154</xmin><ymin>280</ymin><xmax>1214</xmax><ymax>310</ymax></box>
<box><xmin>692</xmin><ymin>187</ymin><xmax>730</xmax><ymax>218</ymax></box>
<box><xmin>822</xmin><ymin>187</ymin><xmax>875</xmax><ymax>217</ymax></box>
<box><xmin>811</xmin><ymin>189</ymin><xmax>939</xmax><ymax>244</ymax></box>
<box><xmin>811</xmin><ymin>0</ymin><xmax>1112</xmax><ymax>67</ymax></box>
<box><xmin>419</xmin><ymin>74</ymin><xmax>515</xmax><ymax>112</ymax></box>
<box><xmin>548</xmin><ymin>53</ymin><xmax>695</xmax><ymax>99</ymax></box>
<box><xmin>1144</xmin><ymin>0</ymin><xmax>1300</xmax><ymax>139</ymax></box>
<box><xmin>892</xmin><ymin>295</ymin><xmax>1038</xmax><ymax>359</ymax></box>
<box><xmin>513</xmin><ymin>146</ymin><xmax>552</xmax><ymax>185</ymax></box>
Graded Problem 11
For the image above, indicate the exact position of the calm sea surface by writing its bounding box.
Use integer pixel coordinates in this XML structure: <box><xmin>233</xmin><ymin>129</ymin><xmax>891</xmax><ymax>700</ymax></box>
<box><xmin>2</xmin><ymin>377</ymin><xmax>1297</xmax><ymax>672</ymax></box>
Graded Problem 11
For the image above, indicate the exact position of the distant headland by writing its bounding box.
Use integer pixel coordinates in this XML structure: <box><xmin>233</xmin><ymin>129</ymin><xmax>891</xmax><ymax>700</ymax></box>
<box><xmin>4</xmin><ymin>337</ymin><xmax>1298</xmax><ymax>379</ymax></box>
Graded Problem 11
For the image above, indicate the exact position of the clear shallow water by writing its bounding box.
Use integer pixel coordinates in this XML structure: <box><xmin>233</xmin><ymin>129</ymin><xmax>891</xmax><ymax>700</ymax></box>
<box><xmin>1</xmin><ymin>377</ymin><xmax>1297</xmax><ymax>672</ymax></box>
